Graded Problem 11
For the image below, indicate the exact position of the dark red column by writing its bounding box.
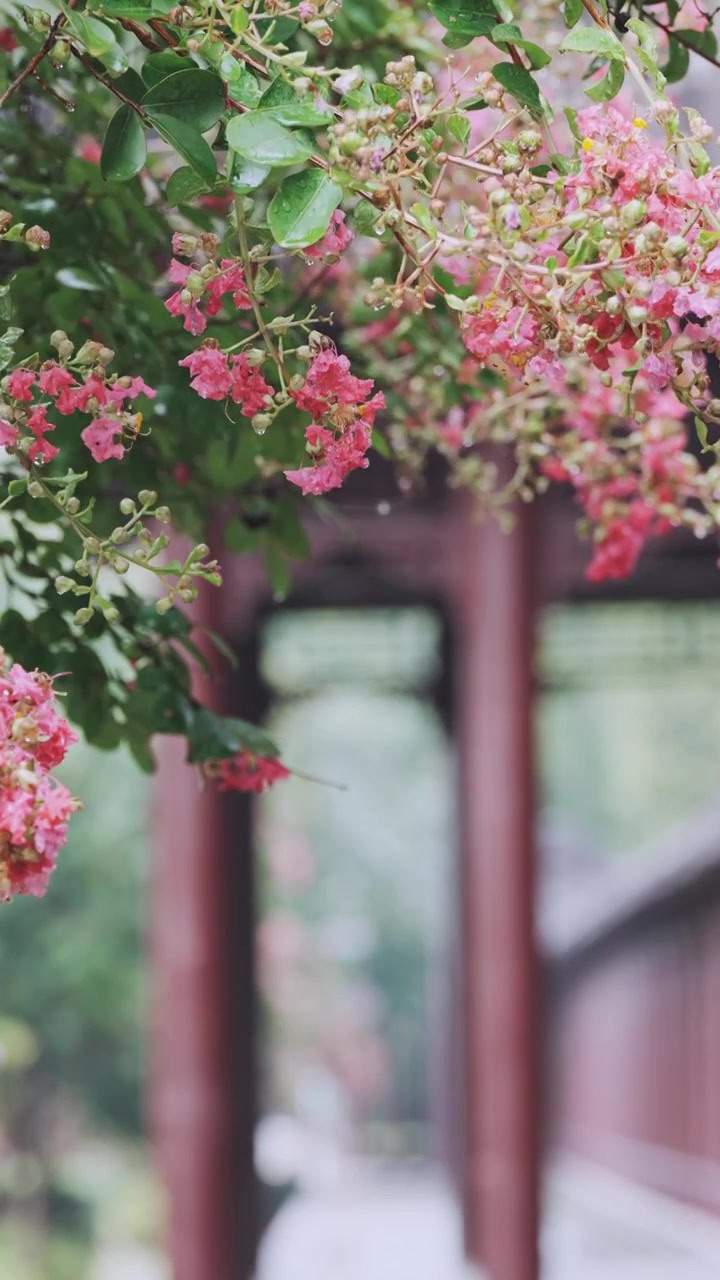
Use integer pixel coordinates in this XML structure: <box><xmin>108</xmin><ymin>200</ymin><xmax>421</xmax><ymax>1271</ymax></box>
<box><xmin>150</xmin><ymin>588</ymin><xmax>258</xmax><ymax>1280</ymax></box>
<box><xmin>456</xmin><ymin>500</ymin><xmax>539</xmax><ymax>1280</ymax></box>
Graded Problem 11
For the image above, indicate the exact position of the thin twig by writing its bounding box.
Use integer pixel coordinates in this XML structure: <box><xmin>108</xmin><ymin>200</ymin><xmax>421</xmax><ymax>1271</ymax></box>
<box><xmin>72</xmin><ymin>47</ymin><xmax>147</xmax><ymax>116</ymax></box>
<box><xmin>0</xmin><ymin>13</ymin><xmax>65</xmax><ymax>109</ymax></box>
<box><xmin>116</xmin><ymin>16</ymin><xmax>163</xmax><ymax>51</ymax></box>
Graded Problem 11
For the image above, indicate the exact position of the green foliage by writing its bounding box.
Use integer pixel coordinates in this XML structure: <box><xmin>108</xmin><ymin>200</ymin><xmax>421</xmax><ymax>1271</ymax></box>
<box><xmin>268</xmin><ymin>171</ymin><xmax>343</xmax><ymax>248</ymax></box>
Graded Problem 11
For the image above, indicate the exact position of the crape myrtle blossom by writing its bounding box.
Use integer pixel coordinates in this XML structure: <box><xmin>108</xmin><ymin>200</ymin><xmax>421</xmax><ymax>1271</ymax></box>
<box><xmin>0</xmin><ymin>650</ymin><xmax>80</xmax><ymax>903</ymax></box>
<box><xmin>178</xmin><ymin>343</ymin><xmax>274</xmax><ymax>415</ymax></box>
<box><xmin>285</xmin><ymin>348</ymin><xmax>386</xmax><ymax>495</ymax></box>
<box><xmin>211</xmin><ymin>751</ymin><xmax>290</xmax><ymax>793</ymax></box>
<box><xmin>164</xmin><ymin>233</ymin><xmax>252</xmax><ymax>335</ymax></box>
<box><xmin>1</xmin><ymin>354</ymin><xmax>156</xmax><ymax>466</ymax></box>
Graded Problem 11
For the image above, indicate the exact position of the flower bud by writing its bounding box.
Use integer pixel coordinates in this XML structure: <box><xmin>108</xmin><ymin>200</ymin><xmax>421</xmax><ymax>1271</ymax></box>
<box><xmin>27</xmin><ymin>481</ymin><xmax>44</xmax><ymax>498</ymax></box>
<box><xmin>75</xmin><ymin>340</ymin><xmax>104</xmax><ymax>365</ymax></box>
<box><xmin>103</xmin><ymin>606</ymin><xmax>120</xmax><ymax>624</ymax></box>
<box><xmin>54</xmin><ymin>576</ymin><xmax>74</xmax><ymax>595</ymax></box>
<box><xmin>120</xmin><ymin>497</ymin><xmax>135</xmax><ymax>515</ymax></box>
<box><xmin>620</xmin><ymin>199</ymin><xmax>646</xmax><ymax>228</ymax></box>
<box><xmin>65</xmin><ymin>497</ymin><xmax>80</xmax><ymax>514</ymax></box>
<box><xmin>251</xmin><ymin>413</ymin><xmax>272</xmax><ymax>435</ymax></box>
<box><xmin>75</xmin><ymin>559</ymin><xmax>91</xmax><ymax>577</ymax></box>
<box><xmin>73</xmin><ymin>607</ymin><xmax>94</xmax><ymax>626</ymax></box>
<box><xmin>155</xmin><ymin>506</ymin><xmax>171</xmax><ymax>522</ymax></box>
<box><xmin>24</xmin><ymin>225</ymin><xmax>50</xmax><ymax>251</ymax></box>
<box><xmin>156</xmin><ymin>597</ymin><xmax>173</xmax><ymax>614</ymax></box>
<box><xmin>138</xmin><ymin>489</ymin><xmax>157</xmax><ymax>505</ymax></box>
<box><xmin>306</xmin><ymin>17</ymin><xmax>333</xmax><ymax>42</ymax></box>
<box><xmin>0</xmin><ymin>211</ymin><xmax>12</xmax><ymax>234</ymax></box>
<box><xmin>245</xmin><ymin>348</ymin><xmax>266</xmax><ymax>367</ymax></box>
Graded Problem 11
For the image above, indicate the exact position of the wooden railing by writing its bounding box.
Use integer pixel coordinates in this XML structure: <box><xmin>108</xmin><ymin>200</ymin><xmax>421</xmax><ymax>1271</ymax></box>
<box><xmin>542</xmin><ymin>802</ymin><xmax>720</xmax><ymax>1216</ymax></box>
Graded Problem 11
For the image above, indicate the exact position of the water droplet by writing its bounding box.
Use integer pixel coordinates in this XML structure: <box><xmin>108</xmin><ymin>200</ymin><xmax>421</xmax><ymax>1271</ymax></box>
<box><xmin>377</xmin><ymin>501</ymin><xmax>391</xmax><ymax>516</ymax></box>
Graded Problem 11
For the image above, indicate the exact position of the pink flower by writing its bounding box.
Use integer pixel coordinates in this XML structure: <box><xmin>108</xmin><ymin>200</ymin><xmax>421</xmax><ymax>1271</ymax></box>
<box><xmin>7</xmin><ymin>369</ymin><xmax>35</xmax><ymax>401</ymax></box>
<box><xmin>205</xmin><ymin>259</ymin><xmax>252</xmax><ymax>315</ymax></box>
<box><xmin>38</xmin><ymin>364</ymin><xmax>76</xmax><ymax>397</ymax></box>
<box><xmin>0</xmin><ymin>656</ymin><xmax>79</xmax><ymax>904</ymax></box>
<box><xmin>229</xmin><ymin>354</ymin><xmax>273</xmax><ymax>415</ymax></box>
<box><xmin>214</xmin><ymin>751</ymin><xmax>290</xmax><ymax>793</ymax></box>
<box><xmin>28</xmin><ymin>436</ymin><xmax>59</xmax><ymax>464</ymax></box>
<box><xmin>81</xmin><ymin>416</ymin><xmax>125</xmax><ymax>462</ymax></box>
<box><xmin>179</xmin><ymin>346</ymin><xmax>232</xmax><ymax>400</ymax></box>
<box><xmin>73</xmin><ymin>376</ymin><xmax>109</xmax><ymax>412</ymax></box>
<box><xmin>285</xmin><ymin>420</ymin><xmax>373</xmax><ymax>495</ymax></box>
<box><xmin>0</xmin><ymin>27</ymin><xmax>19</xmax><ymax>51</ymax></box>
<box><xmin>305</xmin><ymin>210</ymin><xmax>354</xmax><ymax>260</ymax></box>
<box><xmin>290</xmin><ymin>349</ymin><xmax>375</xmax><ymax>418</ymax></box>
<box><xmin>0</xmin><ymin>421</ymin><xmax>18</xmax><ymax>448</ymax></box>
<box><xmin>105</xmin><ymin>377</ymin><xmax>156</xmax><ymax>406</ymax></box>
<box><xmin>586</xmin><ymin>514</ymin><xmax>648</xmax><ymax>582</ymax></box>
<box><xmin>77</xmin><ymin>136</ymin><xmax>102</xmax><ymax>165</ymax></box>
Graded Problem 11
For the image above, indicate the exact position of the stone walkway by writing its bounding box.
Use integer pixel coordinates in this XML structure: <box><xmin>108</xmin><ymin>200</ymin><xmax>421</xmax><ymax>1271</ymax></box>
<box><xmin>257</xmin><ymin>1158</ymin><xmax>720</xmax><ymax>1280</ymax></box>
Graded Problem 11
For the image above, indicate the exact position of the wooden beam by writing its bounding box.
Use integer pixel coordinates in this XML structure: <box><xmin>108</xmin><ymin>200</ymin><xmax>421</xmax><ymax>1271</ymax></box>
<box><xmin>456</xmin><ymin>499</ymin><xmax>540</xmax><ymax>1280</ymax></box>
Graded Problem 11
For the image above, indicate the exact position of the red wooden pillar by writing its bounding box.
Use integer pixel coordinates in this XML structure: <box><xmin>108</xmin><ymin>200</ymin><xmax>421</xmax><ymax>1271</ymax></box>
<box><xmin>150</xmin><ymin>585</ymin><xmax>258</xmax><ymax>1280</ymax></box>
<box><xmin>456</xmin><ymin>499</ymin><xmax>539</xmax><ymax>1280</ymax></box>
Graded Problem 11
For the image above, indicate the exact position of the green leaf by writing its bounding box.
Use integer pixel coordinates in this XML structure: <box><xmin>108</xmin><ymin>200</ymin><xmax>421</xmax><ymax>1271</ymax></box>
<box><xmin>695</xmin><ymin>415</ymin><xmax>709</xmax><ymax>452</ymax></box>
<box><xmin>147</xmin><ymin>113</ymin><xmax>217</xmax><ymax>183</ymax></box>
<box><xmin>228</xmin><ymin>153</ymin><xmax>271</xmax><ymax>193</ymax></box>
<box><xmin>166</xmin><ymin>165</ymin><xmax>210</xmax><ymax>205</ymax></box>
<box><xmin>561</xmin><ymin>25</ymin><xmax>624</xmax><ymax>60</ymax></box>
<box><xmin>187</xmin><ymin>706</ymin><xmax>279</xmax><ymax>763</ymax></box>
<box><xmin>141</xmin><ymin>52</ymin><xmax>188</xmax><ymax>89</ymax></box>
<box><xmin>490</xmin><ymin>23</ymin><xmax>552</xmax><ymax>69</ymax></box>
<box><xmin>675</xmin><ymin>26</ymin><xmax>717</xmax><ymax>59</ymax></box>
<box><xmin>230</xmin><ymin>5</ymin><xmax>249</xmax><ymax>32</ymax></box>
<box><xmin>585</xmin><ymin>58</ymin><xmax>625</xmax><ymax>102</ymax></box>
<box><xmin>563</xmin><ymin>0</ymin><xmax>583</xmax><ymax>26</ymax></box>
<box><xmin>100</xmin><ymin>104</ymin><xmax>147</xmax><ymax>182</ymax></box>
<box><xmin>220</xmin><ymin>56</ymin><xmax>263</xmax><ymax>105</ymax></box>
<box><xmin>372</xmin><ymin>429</ymin><xmax>391</xmax><ymax>459</ymax></box>
<box><xmin>255</xmin><ymin>76</ymin><xmax>333</xmax><ymax>128</ymax></box>
<box><xmin>226</xmin><ymin>114</ymin><xmax>314</xmax><ymax>166</ymax></box>
<box><xmin>94</xmin><ymin>0</ymin><xmax>172</xmax><ymax>16</ymax></box>
<box><xmin>662</xmin><ymin>36</ymin><xmax>690</xmax><ymax>84</ymax></box>
<box><xmin>61</xmin><ymin>6</ymin><xmax>128</xmax><ymax>74</ymax></box>
<box><xmin>428</xmin><ymin>0</ymin><xmax>498</xmax><ymax>40</ymax></box>
<box><xmin>491</xmin><ymin>62</ymin><xmax>543</xmax><ymax>115</ymax></box>
<box><xmin>267</xmin><ymin>169</ymin><xmax>342</xmax><ymax>248</ymax></box>
<box><xmin>141</xmin><ymin>69</ymin><xmax>225</xmax><ymax>132</ymax></box>
<box><xmin>447</xmin><ymin>112</ymin><xmax>471</xmax><ymax>147</ymax></box>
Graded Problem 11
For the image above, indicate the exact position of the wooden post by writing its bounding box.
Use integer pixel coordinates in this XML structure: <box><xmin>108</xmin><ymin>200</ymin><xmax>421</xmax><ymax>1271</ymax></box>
<box><xmin>150</xmin><ymin>592</ymin><xmax>259</xmax><ymax>1280</ymax></box>
<box><xmin>456</xmin><ymin>500</ymin><xmax>539</xmax><ymax>1280</ymax></box>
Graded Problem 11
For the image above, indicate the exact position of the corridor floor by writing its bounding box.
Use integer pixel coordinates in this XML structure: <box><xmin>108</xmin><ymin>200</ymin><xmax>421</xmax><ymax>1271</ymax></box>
<box><xmin>257</xmin><ymin>1158</ymin><xmax>720</xmax><ymax>1280</ymax></box>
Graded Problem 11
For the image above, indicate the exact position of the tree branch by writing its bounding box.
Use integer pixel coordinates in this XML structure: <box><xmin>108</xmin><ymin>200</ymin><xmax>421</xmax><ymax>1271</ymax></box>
<box><xmin>0</xmin><ymin>14</ymin><xmax>66</xmax><ymax>110</ymax></box>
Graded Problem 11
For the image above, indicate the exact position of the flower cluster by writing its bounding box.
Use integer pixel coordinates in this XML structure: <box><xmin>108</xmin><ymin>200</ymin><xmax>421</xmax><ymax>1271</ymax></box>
<box><xmin>0</xmin><ymin>338</ymin><xmax>155</xmax><ymax>465</ymax></box>
<box><xmin>0</xmin><ymin>650</ymin><xmax>80</xmax><ymax>903</ymax></box>
<box><xmin>285</xmin><ymin>347</ymin><xmax>385</xmax><ymax>494</ymax></box>
<box><xmin>165</xmin><ymin>233</ymin><xmax>252</xmax><ymax>335</ymax></box>
<box><xmin>213</xmin><ymin>750</ymin><xmax>290</xmax><ymax>793</ymax></box>
<box><xmin>179</xmin><ymin>343</ymin><xmax>274</xmax><ymax>414</ymax></box>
